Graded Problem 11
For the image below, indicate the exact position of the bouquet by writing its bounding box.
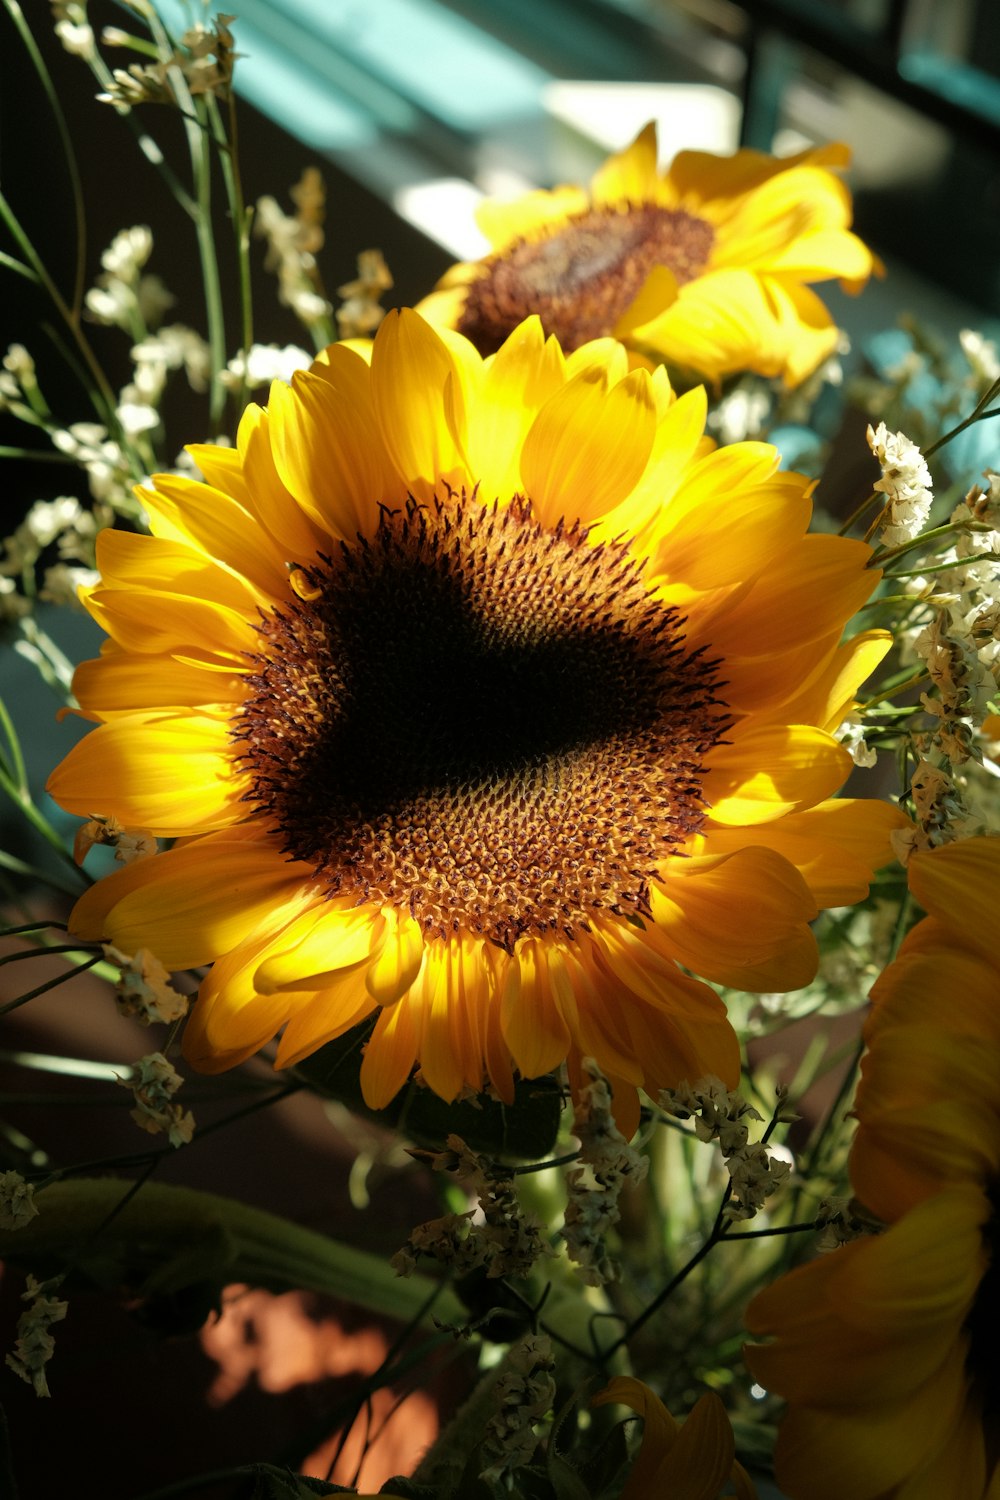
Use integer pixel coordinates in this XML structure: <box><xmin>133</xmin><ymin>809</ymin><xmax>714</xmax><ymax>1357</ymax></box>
<box><xmin>1</xmin><ymin>6</ymin><xmax>998</xmax><ymax>1497</ymax></box>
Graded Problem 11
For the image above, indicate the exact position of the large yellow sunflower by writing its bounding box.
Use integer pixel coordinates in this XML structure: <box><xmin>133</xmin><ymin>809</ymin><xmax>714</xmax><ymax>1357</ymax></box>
<box><xmin>48</xmin><ymin>311</ymin><xmax>901</xmax><ymax>1134</ymax></box>
<box><xmin>418</xmin><ymin>123</ymin><xmax>878</xmax><ymax>388</ymax></box>
<box><xmin>745</xmin><ymin>836</ymin><xmax>1000</xmax><ymax>1499</ymax></box>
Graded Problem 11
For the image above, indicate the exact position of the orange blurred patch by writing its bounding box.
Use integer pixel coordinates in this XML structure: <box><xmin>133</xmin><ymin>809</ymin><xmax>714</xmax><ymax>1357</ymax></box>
<box><xmin>200</xmin><ymin>1284</ymin><xmax>438</xmax><ymax>1491</ymax></box>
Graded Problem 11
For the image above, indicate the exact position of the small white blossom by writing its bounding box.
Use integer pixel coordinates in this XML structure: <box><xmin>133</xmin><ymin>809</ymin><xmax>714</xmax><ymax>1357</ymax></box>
<box><xmin>867</xmin><ymin>421</ymin><xmax>933</xmax><ymax>549</ymax></box>
<box><xmin>103</xmin><ymin>944</ymin><xmax>189</xmax><ymax>1026</ymax></box>
<box><xmin>815</xmin><ymin>1196</ymin><xmax>883</xmax><ymax>1252</ymax></box>
<box><xmin>836</xmin><ymin>712</ymin><xmax>878</xmax><ymax>768</ymax></box>
<box><xmin>287</xmin><ymin>287</ymin><xmax>332</xmax><ymax>325</ymax></box>
<box><xmin>336</xmin><ymin>248</ymin><xmax>393</xmax><ymax>340</ymax></box>
<box><xmin>480</xmin><ymin>1335</ymin><xmax>556</xmax><ymax>1483</ymax></box>
<box><xmin>137</xmin><ymin>275</ymin><xmax>174</xmax><ymax>328</ymax></box>
<box><xmin>3</xmin><ymin>344</ymin><xmax>35</xmax><ymax>381</ymax></box>
<box><xmin>5</xmin><ymin>1275</ymin><xmax>67</xmax><ymax>1398</ymax></box>
<box><xmin>395</xmin><ymin>1135</ymin><xmax>550</xmax><ymax>1283</ymax></box>
<box><xmin>102</xmin><ymin>226</ymin><xmax>153</xmax><ymax>280</ymax></box>
<box><xmin>220</xmin><ymin>342</ymin><xmax>312</xmax><ymax>391</ymax></box>
<box><xmin>707</xmin><ymin>382</ymin><xmax>771</xmax><ymax>446</ymax></box>
<box><xmin>1</xmin><ymin>498</ymin><xmax>87</xmax><ymax>580</ymax></box>
<box><xmin>121</xmin><ymin>1053</ymin><xmax>194</xmax><ymax>1147</ymax></box>
<box><xmin>39</xmin><ymin>563</ymin><xmax>99</xmax><ymax>608</ymax></box>
<box><xmin>50</xmin><ymin>424</ymin><xmax>129</xmax><ymax>504</ymax></box>
<box><xmin>0</xmin><ymin>1172</ymin><xmax>39</xmax><ymax>1231</ymax></box>
<box><xmin>131</xmin><ymin>325</ymin><xmax>210</xmax><ymax>392</ymax></box>
<box><xmin>73</xmin><ymin>812</ymin><xmax>157</xmax><ymax>865</ymax></box>
<box><xmin>115</xmin><ymin>399</ymin><xmax>160</xmax><ymax>436</ymax></box>
<box><xmin>662</xmin><ymin>1076</ymin><xmax>763</xmax><ymax>1154</ymax></box>
<box><xmin>22</xmin><ymin>497</ymin><xmax>83</xmax><ymax>550</ymax></box>
<box><xmin>54</xmin><ymin>18</ymin><xmax>95</xmax><ymax>57</ymax></box>
<box><xmin>85</xmin><ymin>281</ymin><xmax>136</xmax><ymax>330</ymax></box>
<box><xmin>562</xmin><ymin>1059</ymin><xmax>648</xmax><ymax>1286</ymax></box>
<box><xmin>0</xmin><ymin>576</ymin><xmax>31</xmax><ymax>621</ymax></box>
<box><xmin>124</xmin><ymin>361</ymin><xmax>167</xmax><ymax>406</ymax></box>
<box><xmin>255</xmin><ymin>171</ymin><xmax>332</xmax><ymax>333</ymax></box>
<box><xmin>959</xmin><ymin>329</ymin><xmax>1000</xmax><ymax>385</ymax></box>
<box><xmin>725</xmin><ymin>1142</ymin><xmax>791</xmax><ymax>1220</ymax></box>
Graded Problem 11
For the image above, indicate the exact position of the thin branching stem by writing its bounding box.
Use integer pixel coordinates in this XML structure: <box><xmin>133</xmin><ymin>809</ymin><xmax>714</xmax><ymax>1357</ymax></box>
<box><xmin>0</xmin><ymin>955</ymin><xmax>104</xmax><ymax>1017</ymax></box>
<box><xmin>3</xmin><ymin>0</ymin><xmax>88</xmax><ymax>319</ymax></box>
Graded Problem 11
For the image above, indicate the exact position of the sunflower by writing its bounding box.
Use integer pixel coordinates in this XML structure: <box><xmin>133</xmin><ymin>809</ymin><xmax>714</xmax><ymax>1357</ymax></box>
<box><xmin>48</xmin><ymin>311</ymin><xmax>902</xmax><ymax>1134</ymax></box>
<box><xmin>745</xmin><ymin>836</ymin><xmax>1000</xmax><ymax>1499</ymax></box>
<box><xmin>417</xmin><ymin>123</ymin><xmax>878</xmax><ymax>388</ymax></box>
<box><xmin>593</xmin><ymin>1377</ymin><xmax>757</xmax><ymax>1498</ymax></box>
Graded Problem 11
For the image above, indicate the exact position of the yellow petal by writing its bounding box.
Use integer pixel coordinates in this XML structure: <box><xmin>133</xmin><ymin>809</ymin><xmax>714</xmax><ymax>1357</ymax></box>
<box><xmin>182</xmin><ymin>440</ymin><xmax>253</xmax><ymax>505</ymax></box>
<box><xmin>520</xmin><ymin>365</ymin><xmax>656</xmax><ymax>528</ymax></box>
<box><xmin>701</xmin><ymin>725</ymin><xmax>851</xmax><ymax>826</ymax></box>
<box><xmin>268</xmin><ymin>366</ymin><xmax>389</xmax><ymax>540</ymax></box>
<box><xmin>631</xmin><ymin>268</ymin><xmax>788</xmax><ymax>384</ymax></box>
<box><xmin>754</xmin><ymin>629</ymin><xmax>892</xmax><ymax>731</ymax></box>
<box><xmin>182</xmin><ymin>921</ymin><xmax>314</xmax><ymax>1073</ymax></box>
<box><xmin>650</xmin><ymin>467</ymin><xmax>811</xmax><ymax>594</ymax></box>
<box><xmin>464</xmin><ymin>316</ymin><xmax>566</xmax><ymax>501</ymax></box>
<box><xmin>701</xmin><ymin>797</ymin><xmax>906</xmax><ymax>908</ymax></box>
<box><xmin>908</xmin><ymin>836</ymin><xmax>1000</xmax><ymax>969</ymax></box>
<box><xmin>613</xmin><ymin>264</ymin><xmax>679</xmax><ymax>336</ymax></box>
<box><xmin>142</xmin><ymin>473</ymin><xmax>290</xmax><ymax>599</ymax></box>
<box><xmin>592</xmin><ymin>1377</ymin><xmax>679</xmax><ymax>1500</ymax></box>
<box><xmin>715</xmin><ymin>164</ymin><xmax>853</xmax><ymax>264</ymax></box>
<box><xmin>365</xmin><ymin>907</ymin><xmax>425</xmax><ymax>1006</ymax></box>
<box><xmin>48</xmin><ymin>712</ymin><xmax>250</xmax><ymax>836</ymax></box>
<box><xmin>651</xmin><ymin>845</ymin><xmax>818</xmax><ymax>991</ymax></box>
<box><xmin>273</xmin><ymin>967</ymin><xmax>379</xmax><ymax>1070</ymax></box>
<box><xmin>590</xmin><ymin>121</ymin><xmax>659</xmax><ymax>207</ymax></box>
<box><xmin>500</xmin><ymin>937</ymin><xmax>572</xmax><ymax>1078</ymax></box>
<box><xmin>253</xmin><ymin>902</ymin><xmax>384</xmax><ymax>992</ymax></box>
<box><xmin>68</xmin><ymin>828</ymin><xmax>316</xmax><ymax>968</ymax></box>
<box><xmin>360</xmin><ymin>995</ymin><xmax>420</xmax><ymax>1108</ymax></box>
<box><xmin>236</xmin><ymin>402</ymin><xmax>329</xmax><ymax>562</ymax></box>
<box><xmin>475</xmin><ymin>184</ymin><xmax>589</xmax><ymax>251</ymax></box>
<box><xmin>369</xmin><ymin>309</ymin><xmax>470</xmax><ymax>501</ymax></box>
<box><xmin>691</xmin><ymin>534</ymin><xmax>875</xmax><ymax>662</ymax></box>
<box><xmin>412</xmin><ymin>949</ymin><xmax>467</xmax><ymax>1102</ymax></box>
<box><xmin>71</xmin><ymin>652</ymin><xmax>247</xmax><ymax>717</ymax></box>
<box><xmin>657</xmin><ymin>1393</ymin><xmax>734</xmax><ymax>1500</ymax></box>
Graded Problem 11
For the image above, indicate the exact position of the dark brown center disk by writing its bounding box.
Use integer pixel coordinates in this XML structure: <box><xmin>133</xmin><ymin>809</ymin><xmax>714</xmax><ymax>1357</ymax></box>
<box><xmin>458</xmin><ymin>204</ymin><xmax>715</xmax><ymax>356</ymax></box>
<box><xmin>236</xmin><ymin>494</ymin><xmax>729</xmax><ymax>950</ymax></box>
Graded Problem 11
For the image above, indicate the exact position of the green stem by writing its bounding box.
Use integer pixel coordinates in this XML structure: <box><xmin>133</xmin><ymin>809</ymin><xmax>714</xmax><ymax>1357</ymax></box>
<box><xmin>0</xmin><ymin>920</ymin><xmax>68</xmax><ymax>938</ymax></box>
<box><xmin>0</xmin><ymin>942</ymin><xmax>101</xmax><ymax>969</ymax></box>
<box><xmin>0</xmin><ymin>248</ymin><xmax>38</xmax><ymax>282</ymax></box>
<box><xmin>718</xmin><ymin>1220</ymin><xmax>819</xmax><ymax>1240</ymax></box>
<box><xmin>0</xmin><ymin>955</ymin><xmax>104</xmax><ymax>1017</ymax></box>
<box><xmin>153</xmin><ymin>33</ymin><xmax>230</xmax><ymax>434</ymax></box>
<box><xmin>924</xmin><ymin>392</ymin><xmax>1000</xmax><ymax>459</ymax></box>
<box><xmin>0</xmin><ymin>692</ymin><xmax>28</xmax><ymax>792</ymax></box>
<box><xmin>869</xmin><ymin>519</ymin><xmax>993</xmax><ymax>568</ymax></box>
<box><xmin>0</xmin><ymin>190</ymin><xmax>117</xmax><ymax>424</ymax></box>
<box><xmin>857</xmin><ymin>670</ymin><xmax>928</xmax><ymax>711</ymax></box>
<box><xmin>0</xmin><ymin>852</ymin><xmax>83</xmax><ymax>894</ymax></box>
<box><xmin>837</xmin><ymin>488</ymin><xmax>881</xmax><ymax>537</ymax></box>
<box><xmin>0</xmin><ymin>445</ymin><xmax>78</xmax><ymax>464</ymax></box>
<box><xmin>3</xmin><ymin>0</ymin><xmax>87</xmax><ymax>320</ymax></box>
<box><xmin>0</xmin><ymin>1178</ymin><xmax>468</xmax><ymax>1329</ymax></box>
<box><xmin>208</xmin><ymin>92</ymin><xmax>253</xmax><ymax>407</ymax></box>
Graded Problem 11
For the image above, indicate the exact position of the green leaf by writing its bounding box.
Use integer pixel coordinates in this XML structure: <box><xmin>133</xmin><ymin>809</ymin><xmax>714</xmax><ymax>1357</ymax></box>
<box><xmin>294</xmin><ymin>1023</ymin><xmax>563</xmax><ymax>1160</ymax></box>
<box><xmin>0</xmin><ymin>1179</ymin><xmax>465</xmax><ymax>1329</ymax></box>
